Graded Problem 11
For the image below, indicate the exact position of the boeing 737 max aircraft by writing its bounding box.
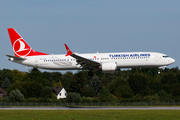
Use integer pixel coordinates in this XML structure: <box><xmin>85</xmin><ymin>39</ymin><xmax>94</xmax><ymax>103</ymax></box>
<box><xmin>6</xmin><ymin>28</ymin><xmax>175</xmax><ymax>75</ymax></box>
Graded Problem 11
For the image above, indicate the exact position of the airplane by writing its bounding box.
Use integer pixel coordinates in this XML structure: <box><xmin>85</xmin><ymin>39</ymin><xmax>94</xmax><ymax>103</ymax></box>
<box><xmin>6</xmin><ymin>28</ymin><xmax>175</xmax><ymax>76</ymax></box>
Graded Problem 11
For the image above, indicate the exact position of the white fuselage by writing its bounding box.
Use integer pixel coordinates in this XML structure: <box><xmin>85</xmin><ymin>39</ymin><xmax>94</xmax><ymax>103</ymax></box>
<box><xmin>12</xmin><ymin>52</ymin><xmax>175</xmax><ymax>70</ymax></box>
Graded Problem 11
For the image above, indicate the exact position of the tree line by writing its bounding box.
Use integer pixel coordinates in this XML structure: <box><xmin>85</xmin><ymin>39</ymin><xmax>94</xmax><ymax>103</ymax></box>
<box><xmin>0</xmin><ymin>67</ymin><xmax>180</xmax><ymax>102</ymax></box>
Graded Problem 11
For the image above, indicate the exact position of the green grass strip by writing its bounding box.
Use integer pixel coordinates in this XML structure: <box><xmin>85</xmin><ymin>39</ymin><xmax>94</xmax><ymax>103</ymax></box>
<box><xmin>0</xmin><ymin>110</ymin><xmax>180</xmax><ymax>120</ymax></box>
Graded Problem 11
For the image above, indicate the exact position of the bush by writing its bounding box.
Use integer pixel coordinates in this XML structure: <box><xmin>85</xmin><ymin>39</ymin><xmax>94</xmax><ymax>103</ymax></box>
<box><xmin>58</xmin><ymin>98</ymin><xmax>67</xmax><ymax>103</ymax></box>
<box><xmin>81</xmin><ymin>97</ymin><xmax>99</xmax><ymax>103</ymax></box>
<box><xmin>131</xmin><ymin>94</ymin><xmax>143</xmax><ymax>102</ymax></box>
<box><xmin>9</xmin><ymin>89</ymin><xmax>24</xmax><ymax>102</ymax></box>
<box><xmin>174</xmin><ymin>96</ymin><xmax>180</xmax><ymax>102</ymax></box>
<box><xmin>25</xmin><ymin>97</ymin><xmax>38</xmax><ymax>102</ymax></box>
<box><xmin>25</xmin><ymin>97</ymin><xmax>52</xmax><ymax>102</ymax></box>
<box><xmin>36</xmin><ymin>97</ymin><xmax>51</xmax><ymax>102</ymax></box>
<box><xmin>99</xmin><ymin>86</ymin><xmax>110</xmax><ymax>102</ymax></box>
<box><xmin>158</xmin><ymin>90</ymin><xmax>173</xmax><ymax>102</ymax></box>
<box><xmin>3</xmin><ymin>97</ymin><xmax>11</xmax><ymax>102</ymax></box>
<box><xmin>109</xmin><ymin>94</ymin><xmax>119</xmax><ymax>102</ymax></box>
<box><xmin>120</xmin><ymin>98</ymin><xmax>134</xmax><ymax>102</ymax></box>
<box><xmin>99</xmin><ymin>86</ymin><xmax>119</xmax><ymax>102</ymax></box>
<box><xmin>50</xmin><ymin>99</ymin><xmax>62</xmax><ymax>103</ymax></box>
<box><xmin>52</xmin><ymin>93</ymin><xmax>57</xmax><ymax>99</ymax></box>
<box><xmin>0</xmin><ymin>97</ymin><xmax>3</xmax><ymax>102</ymax></box>
<box><xmin>50</xmin><ymin>94</ymin><xmax>66</xmax><ymax>103</ymax></box>
<box><xmin>143</xmin><ymin>94</ymin><xmax>159</xmax><ymax>102</ymax></box>
<box><xmin>66</xmin><ymin>92</ymin><xmax>81</xmax><ymax>102</ymax></box>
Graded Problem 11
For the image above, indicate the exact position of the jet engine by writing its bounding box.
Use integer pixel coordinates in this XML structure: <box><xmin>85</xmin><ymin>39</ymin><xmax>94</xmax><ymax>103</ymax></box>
<box><xmin>101</xmin><ymin>62</ymin><xmax>117</xmax><ymax>73</ymax></box>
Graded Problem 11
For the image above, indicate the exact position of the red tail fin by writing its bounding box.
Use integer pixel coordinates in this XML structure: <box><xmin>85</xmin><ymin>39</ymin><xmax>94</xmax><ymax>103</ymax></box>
<box><xmin>7</xmin><ymin>28</ymin><xmax>48</xmax><ymax>57</ymax></box>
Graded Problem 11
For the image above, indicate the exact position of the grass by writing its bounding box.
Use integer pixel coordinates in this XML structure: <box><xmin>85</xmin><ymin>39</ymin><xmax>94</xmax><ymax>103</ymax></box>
<box><xmin>0</xmin><ymin>110</ymin><xmax>180</xmax><ymax>120</ymax></box>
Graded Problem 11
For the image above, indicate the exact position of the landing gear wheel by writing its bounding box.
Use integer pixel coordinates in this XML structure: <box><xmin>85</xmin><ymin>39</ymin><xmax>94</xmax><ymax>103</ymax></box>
<box><xmin>88</xmin><ymin>71</ymin><xmax>93</xmax><ymax>76</ymax></box>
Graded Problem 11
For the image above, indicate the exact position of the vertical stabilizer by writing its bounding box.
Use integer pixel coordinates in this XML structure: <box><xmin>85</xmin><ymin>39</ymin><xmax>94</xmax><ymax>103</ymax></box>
<box><xmin>7</xmin><ymin>28</ymin><xmax>48</xmax><ymax>57</ymax></box>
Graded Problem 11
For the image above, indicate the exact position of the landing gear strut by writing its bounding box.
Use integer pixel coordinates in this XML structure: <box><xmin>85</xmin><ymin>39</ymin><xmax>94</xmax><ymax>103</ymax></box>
<box><xmin>158</xmin><ymin>67</ymin><xmax>162</xmax><ymax>74</ymax></box>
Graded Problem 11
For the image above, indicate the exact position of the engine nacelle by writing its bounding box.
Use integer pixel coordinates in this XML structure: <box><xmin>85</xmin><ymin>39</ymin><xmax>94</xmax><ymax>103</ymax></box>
<box><xmin>101</xmin><ymin>62</ymin><xmax>117</xmax><ymax>73</ymax></box>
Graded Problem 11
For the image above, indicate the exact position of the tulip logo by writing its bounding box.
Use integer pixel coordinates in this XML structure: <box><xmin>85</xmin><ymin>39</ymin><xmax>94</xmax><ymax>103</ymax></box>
<box><xmin>13</xmin><ymin>38</ymin><xmax>31</xmax><ymax>57</ymax></box>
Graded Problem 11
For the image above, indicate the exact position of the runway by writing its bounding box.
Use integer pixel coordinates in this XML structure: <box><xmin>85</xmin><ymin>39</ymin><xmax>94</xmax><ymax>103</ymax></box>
<box><xmin>1</xmin><ymin>106</ymin><xmax>180</xmax><ymax>110</ymax></box>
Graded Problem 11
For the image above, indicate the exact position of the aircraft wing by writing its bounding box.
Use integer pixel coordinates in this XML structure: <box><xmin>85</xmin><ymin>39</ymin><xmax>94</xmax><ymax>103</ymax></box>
<box><xmin>64</xmin><ymin>44</ymin><xmax>100</xmax><ymax>70</ymax></box>
<box><xmin>6</xmin><ymin>55</ymin><xmax>26</xmax><ymax>60</ymax></box>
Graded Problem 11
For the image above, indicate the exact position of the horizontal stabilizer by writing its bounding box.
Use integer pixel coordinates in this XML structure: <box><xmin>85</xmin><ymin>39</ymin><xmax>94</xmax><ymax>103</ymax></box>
<box><xmin>6</xmin><ymin>55</ymin><xmax>26</xmax><ymax>60</ymax></box>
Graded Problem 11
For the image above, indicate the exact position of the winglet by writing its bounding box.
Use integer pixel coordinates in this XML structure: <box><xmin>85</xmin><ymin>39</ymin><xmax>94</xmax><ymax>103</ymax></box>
<box><xmin>64</xmin><ymin>44</ymin><xmax>73</xmax><ymax>56</ymax></box>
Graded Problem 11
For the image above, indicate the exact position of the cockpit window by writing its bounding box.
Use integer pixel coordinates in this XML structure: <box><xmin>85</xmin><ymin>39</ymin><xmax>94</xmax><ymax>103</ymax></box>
<box><xmin>163</xmin><ymin>55</ymin><xmax>169</xmax><ymax>58</ymax></box>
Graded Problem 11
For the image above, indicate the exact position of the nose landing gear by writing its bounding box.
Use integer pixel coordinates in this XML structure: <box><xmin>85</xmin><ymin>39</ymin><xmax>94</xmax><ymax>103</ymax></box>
<box><xmin>158</xmin><ymin>66</ymin><xmax>167</xmax><ymax>74</ymax></box>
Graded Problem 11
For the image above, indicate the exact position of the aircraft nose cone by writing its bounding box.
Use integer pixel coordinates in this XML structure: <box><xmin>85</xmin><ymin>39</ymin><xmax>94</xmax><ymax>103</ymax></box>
<box><xmin>173</xmin><ymin>59</ymin><xmax>175</xmax><ymax>63</ymax></box>
<box><xmin>172</xmin><ymin>58</ymin><xmax>175</xmax><ymax>63</ymax></box>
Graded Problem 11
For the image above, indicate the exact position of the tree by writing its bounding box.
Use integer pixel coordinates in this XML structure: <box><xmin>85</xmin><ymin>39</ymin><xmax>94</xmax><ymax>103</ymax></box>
<box><xmin>128</xmin><ymin>73</ymin><xmax>150</xmax><ymax>96</ymax></box>
<box><xmin>170</xmin><ymin>67</ymin><xmax>179</xmax><ymax>73</ymax></box>
<box><xmin>9</xmin><ymin>89</ymin><xmax>24</xmax><ymax>102</ymax></box>
<box><xmin>108</xmin><ymin>77</ymin><xmax>133</xmax><ymax>99</ymax></box>
<box><xmin>176</xmin><ymin>72</ymin><xmax>180</xmax><ymax>83</ymax></box>
<box><xmin>8</xmin><ymin>81</ymin><xmax>43</xmax><ymax>98</ymax></box>
<box><xmin>11</xmin><ymin>70</ymin><xmax>29</xmax><ymax>83</ymax></box>
<box><xmin>41</xmin><ymin>86</ymin><xmax>52</xmax><ymax>98</ymax></box>
<box><xmin>24</xmin><ymin>81</ymin><xmax>44</xmax><ymax>98</ymax></box>
<box><xmin>53</xmin><ymin>80</ymin><xmax>62</xmax><ymax>88</ymax></box>
<box><xmin>90</xmin><ymin>75</ymin><xmax>101</xmax><ymax>96</ymax></box>
<box><xmin>173</xmin><ymin>84</ymin><xmax>180</xmax><ymax>97</ymax></box>
<box><xmin>99</xmin><ymin>86</ymin><xmax>118</xmax><ymax>102</ymax></box>
<box><xmin>64</xmin><ymin>71</ymin><xmax>88</xmax><ymax>95</ymax></box>
<box><xmin>117</xmin><ymin>69</ymin><xmax>131</xmax><ymax>79</ymax></box>
<box><xmin>43</xmin><ymin>71</ymin><xmax>62</xmax><ymax>86</ymax></box>
<box><xmin>60</xmin><ymin>72</ymin><xmax>74</xmax><ymax>91</ymax></box>
<box><xmin>1</xmin><ymin>77</ymin><xmax>11</xmax><ymax>91</ymax></box>
<box><xmin>0</xmin><ymin>69</ymin><xmax>13</xmax><ymax>84</ymax></box>
<box><xmin>99</xmin><ymin>86</ymin><xmax>110</xmax><ymax>102</ymax></box>
<box><xmin>28</xmin><ymin>68</ymin><xmax>50</xmax><ymax>86</ymax></box>
<box><xmin>148</xmin><ymin>75</ymin><xmax>161</xmax><ymax>94</ymax></box>
<box><xmin>157</xmin><ymin>90</ymin><xmax>172</xmax><ymax>102</ymax></box>
<box><xmin>51</xmin><ymin>72</ymin><xmax>62</xmax><ymax>83</ymax></box>
<box><xmin>101</xmin><ymin>73</ymin><xmax>117</xmax><ymax>86</ymax></box>
<box><xmin>81</xmin><ymin>87</ymin><xmax>95</xmax><ymax>97</ymax></box>
<box><xmin>101</xmin><ymin>76</ymin><xmax>110</xmax><ymax>87</ymax></box>
<box><xmin>141</xmin><ymin>68</ymin><xmax>158</xmax><ymax>77</ymax></box>
<box><xmin>161</xmin><ymin>72</ymin><xmax>178</xmax><ymax>85</ymax></box>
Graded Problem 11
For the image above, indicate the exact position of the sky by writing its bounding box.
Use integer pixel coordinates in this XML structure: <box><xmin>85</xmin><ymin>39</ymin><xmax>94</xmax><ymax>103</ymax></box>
<box><xmin>0</xmin><ymin>0</ymin><xmax>179</xmax><ymax>73</ymax></box>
